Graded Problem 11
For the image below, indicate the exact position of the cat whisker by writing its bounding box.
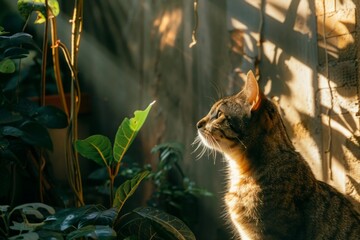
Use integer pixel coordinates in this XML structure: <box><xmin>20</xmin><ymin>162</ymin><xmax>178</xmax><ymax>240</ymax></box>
<box><xmin>207</xmin><ymin>135</ymin><xmax>221</xmax><ymax>162</ymax></box>
<box><xmin>192</xmin><ymin>135</ymin><xmax>210</xmax><ymax>160</ymax></box>
<box><xmin>235</xmin><ymin>136</ymin><xmax>247</xmax><ymax>149</ymax></box>
<box><xmin>193</xmin><ymin>133</ymin><xmax>220</xmax><ymax>164</ymax></box>
<box><xmin>191</xmin><ymin>136</ymin><xmax>202</xmax><ymax>152</ymax></box>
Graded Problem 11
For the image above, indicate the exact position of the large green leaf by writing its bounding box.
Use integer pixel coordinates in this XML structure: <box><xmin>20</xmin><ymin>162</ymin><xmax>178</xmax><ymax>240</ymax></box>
<box><xmin>133</xmin><ymin>207</ymin><xmax>195</xmax><ymax>240</ymax></box>
<box><xmin>10</xmin><ymin>203</ymin><xmax>55</xmax><ymax>217</ymax></box>
<box><xmin>113</xmin><ymin>171</ymin><xmax>149</xmax><ymax>212</ymax></box>
<box><xmin>66</xmin><ymin>225</ymin><xmax>116</xmax><ymax>240</ymax></box>
<box><xmin>75</xmin><ymin>135</ymin><xmax>113</xmax><ymax>167</ymax></box>
<box><xmin>116</xmin><ymin>207</ymin><xmax>196</xmax><ymax>240</ymax></box>
<box><xmin>20</xmin><ymin>121</ymin><xmax>53</xmax><ymax>150</ymax></box>
<box><xmin>4</xmin><ymin>47</ymin><xmax>29</xmax><ymax>59</ymax></box>
<box><xmin>116</xmin><ymin>215</ymin><xmax>163</xmax><ymax>240</ymax></box>
<box><xmin>44</xmin><ymin>205</ymin><xmax>105</xmax><ymax>232</ymax></box>
<box><xmin>8</xmin><ymin>203</ymin><xmax>55</xmax><ymax>233</ymax></box>
<box><xmin>1</xmin><ymin>121</ymin><xmax>53</xmax><ymax>150</ymax></box>
<box><xmin>0</xmin><ymin>32</ymin><xmax>33</xmax><ymax>48</ymax></box>
<box><xmin>33</xmin><ymin>105</ymin><xmax>68</xmax><ymax>129</ymax></box>
<box><xmin>78</xmin><ymin>208</ymin><xmax>117</xmax><ymax>228</ymax></box>
<box><xmin>17</xmin><ymin>0</ymin><xmax>60</xmax><ymax>24</ymax></box>
<box><xmin>113</xmin><ymin>101</ymin><xmax>155</xmax><ymax>164</ymax></box>
<box><xmin>10</xmin><ymin>203</ymin><xmax>55</xmax><ymax>219</ymax></box>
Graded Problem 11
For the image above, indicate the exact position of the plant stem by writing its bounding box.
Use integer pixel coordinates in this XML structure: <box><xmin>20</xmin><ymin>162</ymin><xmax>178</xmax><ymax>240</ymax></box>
<box><xmin>41</xmin><ymin>0</ymin><xmax>49</xmax><ymax>107</ymax></box>
<box><xmin>50</xmin><ymin>17</ymin><xmax>69</xmax><ymax>117</ymax></box>
<box><xmin>65</xmin><ymin>0</ymin><xmax>84</xmax><ymax>207</ymax></box>
<box><xmin>109</xmin><ymin>171</ymin><xmax>115</xmax><ymax>207</ymax></box>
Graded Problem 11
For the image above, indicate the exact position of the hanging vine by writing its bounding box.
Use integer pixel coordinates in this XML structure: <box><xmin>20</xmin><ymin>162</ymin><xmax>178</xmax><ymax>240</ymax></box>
<box><xmin>189</xmin><ymin>0</ymin><xmax>198</xmax><ymax>48</ymax></box>
<box><xmin>65</xmin><ymin>0</ymin><xmax>84</xmax><ymax>207</ymax></box>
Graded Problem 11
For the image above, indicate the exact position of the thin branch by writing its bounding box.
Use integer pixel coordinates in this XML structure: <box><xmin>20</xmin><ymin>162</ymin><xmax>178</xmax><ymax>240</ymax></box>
<box><xmin>321</xmin><ymin>1</ymin><xmax>333</xmax><ymax>181</ymax></box>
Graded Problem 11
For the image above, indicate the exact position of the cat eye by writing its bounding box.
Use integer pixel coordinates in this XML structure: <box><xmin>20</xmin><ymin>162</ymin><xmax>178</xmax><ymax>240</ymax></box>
<box><xmin>216</xmin><ymin>110</ymin><xmax>223</xmax><ymax>118</ymax></box>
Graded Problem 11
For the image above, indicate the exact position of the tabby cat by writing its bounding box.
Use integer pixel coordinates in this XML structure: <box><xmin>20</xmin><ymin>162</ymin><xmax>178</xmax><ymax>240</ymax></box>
<box><xmin>196</xmin><ymin>70</ymin><xmax>360</xmax><ymax>239</ymax></box>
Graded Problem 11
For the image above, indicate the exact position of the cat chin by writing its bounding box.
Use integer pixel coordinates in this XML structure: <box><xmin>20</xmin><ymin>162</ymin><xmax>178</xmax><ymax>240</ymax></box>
<box><xmin>197</xmin><ymin>132</ymin><xmax>213</xmax><ymax>148</ymax></box>
<box><xmin>197</xmin><ymin>131</ymin><xmax>219</xmax><ymax>150</ymax></box>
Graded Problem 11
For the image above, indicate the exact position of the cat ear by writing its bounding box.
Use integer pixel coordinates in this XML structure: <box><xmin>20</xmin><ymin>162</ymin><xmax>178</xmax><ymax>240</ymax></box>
<box><xmin>244</xmin><ymin>70</ymin><xmax>261</xmax><ymax>111</ymax></box>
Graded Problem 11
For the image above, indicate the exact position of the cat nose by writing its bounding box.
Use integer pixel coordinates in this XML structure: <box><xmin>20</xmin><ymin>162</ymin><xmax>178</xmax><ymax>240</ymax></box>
<box><xmin>197</xmin><ymin>119</ymin><xmax>205</xmax><ymax>129</ymax></box>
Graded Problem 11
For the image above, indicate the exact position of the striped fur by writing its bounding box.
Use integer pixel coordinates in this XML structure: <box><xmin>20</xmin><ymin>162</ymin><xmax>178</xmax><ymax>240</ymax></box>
<box><xmin>196</xmin><ymin>71</ymin><xmax>360</xmax><ymax>239</ymax></box>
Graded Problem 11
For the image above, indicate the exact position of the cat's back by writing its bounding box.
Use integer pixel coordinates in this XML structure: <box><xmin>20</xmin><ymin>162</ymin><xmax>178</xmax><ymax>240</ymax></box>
<box><xmin>303</xmin><ymin>180</ymin><xmax>360</xmax><ymax>240</ymax></box>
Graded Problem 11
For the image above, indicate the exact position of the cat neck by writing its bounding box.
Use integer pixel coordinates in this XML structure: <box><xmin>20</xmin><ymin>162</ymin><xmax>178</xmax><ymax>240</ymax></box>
<box><xmin>224</xmin><ymin>120</ymin><xmax>296</xmax><ymax>182</ymax></box>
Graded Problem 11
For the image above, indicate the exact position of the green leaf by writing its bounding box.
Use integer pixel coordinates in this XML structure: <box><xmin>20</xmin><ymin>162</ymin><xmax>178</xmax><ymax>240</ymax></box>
<box><xmin>133</xmin><ymin>207</ymin><xmax>195</xmax><ymax>240</ymax></box>
<box><xmin>4</xmin><ymin>47</ymin><xmax>29</xmax><ymax>59</ymax></box>
<box><xmin>10</xmin><ymin>203</ymin><xmax>55</xmax><ymax>217</ymax></box>
<box><xmin>0</xmin><ymin>32</ymin><xmax>33</xmax><ymax>48</ymax></box>
<box><xmin>20</xmin><ymin>121</ymin><xmax>53</xmax><ymax>149</ymax></box>
<box><xmin>113</xmin><ymin>171</ymin><xmax>149</xmax><ymax>212</ymax></box>
<box><xmin>117</xmin><ymin>208</ymin><xmax>196</xmax><ymax>240</ymax></box>
<box><xmin>17</xmin><ymin>0</ymin><xmax>60</xmax><ymax>24</ymax></box>
<box><xmin>0</xmin><ymin>109</ymin><xmax>22</xmax><ymax>124</ymax></box>
<box><xmin>9</xmin><ymin>221</ymin><xmax>37</xmax><ymax>232</ymax></box>
<box><xmin>8</xmin><ymin>203</ymin><xmax>55</xmax><ymax>233</ymax></box>
<box><xmin>0</xmin><ymin>59</ymin><xmax>15</xmax><ymax>73</ymax></box>
<box><xmin>116</xmin><ymin>215</ymin><xmax>157</xmax><ymax>239</ymax></box>
<box><xmin>34</xmin><ymin>105</ymin><xmax>68</xmax><ymax>129</ymax></box>
<box><xmin>0</xmin><ymin>26</ymin><xmax>9</xmax><ymax>35</ymax></box>
<box><xmin>44</xmin><ymin>205</ymin><xmax>104</xmax><ymax>232</ymax></box>
<box><xmin>78</xmin><ymin>208</ymin><xmax>117</xmax><ymax>228</ymax></box>
<box><xmin>2</xmin><ymin>126</ymin><xmax>25</xmax><ymax>138</ymax></box>
<box><xmin>66</xmin><ymin>225</ymin><xmax>116</xmax><ymax>240</ymax></box>
<box><xmin>113</xmin><ymin>101</ymin><xmax>155</xmax><ymax>164</ymax></box>
<box><xmin>36</xmin><ymin>230</ymin><xmax>64</xmax><ymax>240</ymax></box>
<box><xmin>75</xmin><ymin>135</ymin><xmax>113</xmax><ymax>167</ymax></box>
<box><xmin>8</xmin><ymin>232</ymin><xmax>40</xmax><ymax>240</ymax></box>
<box><xmin>1</xmin><ymin>121</ymin><xmax>52</xmax><ymax>150</ymax></box>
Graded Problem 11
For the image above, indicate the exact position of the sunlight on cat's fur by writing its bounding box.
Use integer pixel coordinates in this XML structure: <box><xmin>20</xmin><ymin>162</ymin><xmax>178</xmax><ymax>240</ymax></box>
<box><xmin>192</xmin><ymin>135</ymin><xmax>218</xmax><ymax>163</ymax></box>
<box><xmin>194</xmin><ymin>70</ymin><xmax>360</xmax><ymax>239</ymax></box>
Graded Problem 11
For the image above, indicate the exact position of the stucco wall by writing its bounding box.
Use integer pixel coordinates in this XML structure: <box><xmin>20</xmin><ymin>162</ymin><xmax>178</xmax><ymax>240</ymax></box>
<box><xmin>315</xmin><ymin>0</ymin><xmax>360</xmax><ymax>211</ymax></box>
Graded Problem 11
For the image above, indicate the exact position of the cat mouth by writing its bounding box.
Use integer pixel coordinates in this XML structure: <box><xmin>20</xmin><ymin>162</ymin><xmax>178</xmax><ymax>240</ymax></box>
<box><xmin>197</xmin><ymin>129</ymin><xmax>221</xmax><ymax>150</ymax></box>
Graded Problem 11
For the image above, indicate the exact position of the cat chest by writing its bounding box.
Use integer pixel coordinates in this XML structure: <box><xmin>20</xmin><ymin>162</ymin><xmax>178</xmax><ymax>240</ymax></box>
<box><xmin>225</xmin><ymin>183</ymin><xmax>263</xmax><ymax>239</ymax></box>
<box><xmin>225</xmin><ymin>183</ymin><xmax>261</xmax><ymax>218</ymax></box>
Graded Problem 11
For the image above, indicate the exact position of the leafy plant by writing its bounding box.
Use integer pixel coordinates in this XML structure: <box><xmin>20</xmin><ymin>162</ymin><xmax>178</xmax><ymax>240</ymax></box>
<box><xmin>15</xmin><ymin>0</ymin><xmax>86</xmax><ymax>206</ymax></box>
<box><xmin>0</xmin><ymin>105</ymin><xmax>196</xmax><ymax>239</ymax></box>
<box><xmin>0</xmin><ymin>26</ymin><xmax>68</xmax><ymax>205</ymax></box>
<box><xmin>148</xmin><ymin>142</ymin><xmax>212</xmax><ymax>227</ymax></box>
<box><xmin>0</xmin><ymin>202</ymin><xmax>116</xmax><ymax>239</ymax></box>
<box><xmin>0</xmin><ymin>30</ymin><xmax>33</xmax><ymax>74</ymax></box>
<box><xmin>0</xmin><ymin>202</ymin><xmax>195</xmax><ymax>239</ymax></box>
<box><xmin>75</xmin><ymin>101</ymin><xmax>156</xmax><ymax>206</ymax></box>
<box><xmin>0</xmin><ymin>0</ymin><xmax>85</xmax><ymax>206</ymax></box>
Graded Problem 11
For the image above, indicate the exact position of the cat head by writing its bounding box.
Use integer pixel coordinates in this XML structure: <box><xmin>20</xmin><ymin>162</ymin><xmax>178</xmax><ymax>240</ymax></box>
<box><xmin>196</xmin><ymin>70</ymin><xmax>278</xmax><ymax>157</ymax></box>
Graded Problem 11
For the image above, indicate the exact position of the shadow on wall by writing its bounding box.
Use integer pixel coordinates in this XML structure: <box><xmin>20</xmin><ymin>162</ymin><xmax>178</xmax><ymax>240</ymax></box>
<box><xmin>228</xmin><ymin>0</ymin><xmax>359</xmax><ymax>210</ymax></box>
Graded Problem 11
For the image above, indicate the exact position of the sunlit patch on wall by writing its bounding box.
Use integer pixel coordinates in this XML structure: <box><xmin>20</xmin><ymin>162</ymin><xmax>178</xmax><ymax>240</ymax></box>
<box><xmin>153</xmin><ymin>9</ymin><xmax>183</xmax><ymax>50</ymax></box>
